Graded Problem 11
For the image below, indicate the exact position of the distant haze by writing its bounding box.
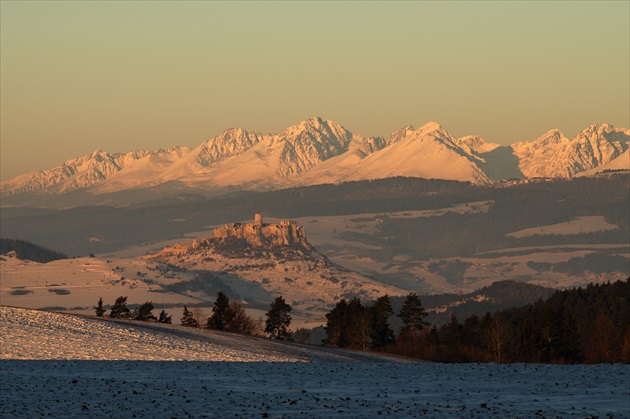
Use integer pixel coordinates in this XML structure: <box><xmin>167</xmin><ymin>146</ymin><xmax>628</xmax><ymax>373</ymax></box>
<box><xmin>1</xmin><ymin>1</ymin><xmax>628</xmax><ymax>180</ymax></box>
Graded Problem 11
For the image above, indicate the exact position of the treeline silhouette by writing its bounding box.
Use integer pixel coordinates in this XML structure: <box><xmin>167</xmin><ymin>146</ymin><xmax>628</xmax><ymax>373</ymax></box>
<box><xmin>322</xmin><ymin>279</ymin><xmax>630</xmax><ymax>364</ymax></box>
<box><xmin>0</xmin><ymin>238</ymin><xmax>68</xmax><ymax>262</ymax></box>
<box><xmin>399</xmin><ymin>280</ymin><xmax>556</xmax><ymax>327</ymax></box>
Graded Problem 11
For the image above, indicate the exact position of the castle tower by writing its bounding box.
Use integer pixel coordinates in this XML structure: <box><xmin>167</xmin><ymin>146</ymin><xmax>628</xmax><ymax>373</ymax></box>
<box><xmin>254</xmin><ymin>213</ymin><xmax>263</xmax><ymax>227</ymax></box>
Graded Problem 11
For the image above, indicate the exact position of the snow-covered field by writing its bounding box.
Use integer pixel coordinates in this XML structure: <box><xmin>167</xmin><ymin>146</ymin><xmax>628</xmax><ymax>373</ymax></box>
<box><xmin>1</xmin><ymin>307</ymin><xmax>629</xmax><ymax>418</ymax></box>
<box><xmin>3</xmin><ymin>360</ymin><xmax>628</xmax><ymax>418</ymax></box>
<box><xmin>0</xmin><ymin>253</ymin><xmax>203</xmax><ymax>311</ymax></box>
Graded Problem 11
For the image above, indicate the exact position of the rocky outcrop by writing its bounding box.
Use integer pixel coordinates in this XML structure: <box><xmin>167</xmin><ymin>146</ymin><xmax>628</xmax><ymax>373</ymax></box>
<box><xmin>200</xmin><ymin>214</ymin><xmax>309</xmax><ymax>249</ymax></box>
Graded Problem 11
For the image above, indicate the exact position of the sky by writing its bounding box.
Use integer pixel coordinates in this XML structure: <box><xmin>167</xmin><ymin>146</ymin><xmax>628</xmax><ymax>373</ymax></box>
<box><xmin>1</xmin><ymin>1</ymin><xmax>628</xmax><ymax>181</ymax></box>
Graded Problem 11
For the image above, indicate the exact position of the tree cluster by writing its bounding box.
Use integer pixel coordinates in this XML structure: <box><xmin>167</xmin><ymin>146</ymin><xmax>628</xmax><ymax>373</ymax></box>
<box><xmin>95</xmin><ymin>296</ymin><xmax>170</xmax><ymax>323</ymax></box>
<box><xmin>180</xmin><ymin>292</ymin><xmax>294</xmax><ymax>339</ymax></box>
<box><xmin>399</xmin><ymin>279</ymin><xmax>630</xmax><ymax>363</ymax></box>
<box><xmin>324</xmin><ymin>293</ymin><xmax>426</xmax><ymax>353</ymax></box>
<box><xmin>1</xmin><ymin>238</ymin><xmax>68</xmax><ymax>263</ymax></box>
<box><xmin>201</xmin><ymin>292</ymin><xmax>262</xmax><ymax>336</ymax></box>
<box><xmin>321</xmin><ymin>280</ymin><xmax>630</xmax><ymax>364</ymax></box>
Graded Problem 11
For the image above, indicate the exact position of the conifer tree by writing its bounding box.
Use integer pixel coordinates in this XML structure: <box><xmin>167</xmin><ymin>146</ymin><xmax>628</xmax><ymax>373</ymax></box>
<box><xmin>109</xmin><ymin>296</ymin><xmax>131</xmax><ymax>318</ymax></box>
<box><xmin>369</xmin><ymin>295</ymin><xmax>395</xmax><ymax>349</ymax></box>
<box><xmin>180</xmin><ymin>305</ymin><xmax>198</xmax><ymax>328</ymax></box>
<box><xmin>158</xmin><ymin>310</ymin><xmax>172</xmax><ymax>324</ymax></box>
<box><xmin>95</xmin><ymin>297</ymin><xmax>106</xmax><ymax>317</ymax></box>
<box><xmin>324</xmin><ymin>299</ymin><xmax>349</xmax><ymax>347</ymax></box>
<box><xmin>208</xmin><ymin>291</ymin><xmax>234</xmax><ymax>330</ymax></box>
<box><xmin>398</xmin><ymin>292</ymin><xmax>429</xmax><ymax>355</ymax></box>
<box><xmin>265</xmin><ymin>296</ymin><xmax>292</xmax><ymax>339</ymax></box>
<box><xmin>134</xmin><ymin>301</ymin><xmax>157</xmax><ymax>321</ymax></box>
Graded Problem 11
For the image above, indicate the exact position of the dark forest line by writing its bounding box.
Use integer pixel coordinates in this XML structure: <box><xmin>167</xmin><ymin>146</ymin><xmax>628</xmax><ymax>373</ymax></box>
<box><xmin>320</xmin><ymin>279</ymin><xmax>630</xmax><ymax>364</ymax></box>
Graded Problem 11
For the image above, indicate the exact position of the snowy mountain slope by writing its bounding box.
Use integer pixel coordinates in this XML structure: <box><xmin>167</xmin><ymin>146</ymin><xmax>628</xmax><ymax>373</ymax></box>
<box><xmin>294</xmin><ymin>123</ymin><xmax>492</xmax><ymax>186</ymax></box>
<box><xmin>338</xmin><ymin>122</ymin><xmax>491</xmax><ymax>184</ymax></box>
<box><xmin>88</xmin><ymin>147</ymin><xmax>191</xmax><ymax>193</ymax></box>
<box><xmin>575</xmin><ymin>149</ymin><xmax>630</xmax><ymax>177</ymax></box>
<box><xmin>511</xmin><ymin>123</ymin><xmax>629</xmax><ymax>178</ymax></box>
<box><xmin>0</xmin><ymin>149</ymin><xmax>148</xmax><ymax>196</ymax></box>
<box><xmin>2</xmin><ymin>119</ymin><xmax>628</xmax><ymax>204</ymax></box>
<box><xmin>156</xmin><ymin>127</ymin><xmax>266</xmax><ymax>184</ymax></box>
<box><xmin>453</xmin><ymin>135</ymin><xmax>501</xmax><ymax>156</ymax></box>
<box><xmin>202</xmin><ymin>117</ymin><xmax>357</xmax><ymax>188</ymax></box>
<box><xmin>286</xmin><ymin>135</ymin><xmax>387</xmax><ymax>186</ymax></box>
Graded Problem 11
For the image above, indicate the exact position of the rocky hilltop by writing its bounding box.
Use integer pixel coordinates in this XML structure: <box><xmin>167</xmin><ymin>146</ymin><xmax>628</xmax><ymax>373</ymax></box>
<box><xmin>149</xmin><ymin>214</ymin><xmax>407</xmax><ymax>323</ymax></box>
<box><xmin>208</xmin><ymin>214</ymin><xmax>309</xmax><ymax>248</ymax></box>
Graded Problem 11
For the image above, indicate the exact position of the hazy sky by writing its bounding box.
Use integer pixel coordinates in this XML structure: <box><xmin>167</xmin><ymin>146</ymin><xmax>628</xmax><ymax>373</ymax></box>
<box><xmin>1</xmin><ymin>1</ymin><xmax>628</xmax><ymax>180</ymax></box>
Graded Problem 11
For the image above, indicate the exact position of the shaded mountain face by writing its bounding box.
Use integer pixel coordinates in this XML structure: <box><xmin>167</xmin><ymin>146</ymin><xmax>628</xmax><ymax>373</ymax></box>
<box><xmin>2</xmin><ymin>118</ymin><xmax>628</xmax><ymax>206</ymax></box>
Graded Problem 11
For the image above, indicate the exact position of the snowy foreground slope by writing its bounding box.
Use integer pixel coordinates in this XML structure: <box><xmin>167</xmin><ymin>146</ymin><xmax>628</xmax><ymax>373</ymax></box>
<box><xmin>0</xmin><ymin>307</ymin><xmax>387</xmax><ymax>362</ymax></box>
<box><xmin>1</xmin><ymin>307</ymin><xmax>629</xmax><ymax>418</ymax></box>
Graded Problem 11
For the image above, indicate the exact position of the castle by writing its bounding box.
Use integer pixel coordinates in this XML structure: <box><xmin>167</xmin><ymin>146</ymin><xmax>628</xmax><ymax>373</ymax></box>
<box><xmin>200</xmin><ymin>214</ymin><xmax>309</xmax><ymax>248</ymax></box>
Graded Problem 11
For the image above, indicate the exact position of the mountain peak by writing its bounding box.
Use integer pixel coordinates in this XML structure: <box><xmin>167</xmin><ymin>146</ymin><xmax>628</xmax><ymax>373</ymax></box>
<box><xmin>579</xmin><ymin>122</ymin><xmax>615</xmax><ymax>136</ymax></box>
<box><xmin>278</xmin><ymin>118</ymin><xmax>352</xmax><ymax>145</ymax></box>
<box><xmin>531</xmin><ymin>129</ymin><xmax>568</xmax><ymax>146</ymax></box>
<box><xmin>288</xmin><ymin>117</ymin><xmax>344</xmax><ymax>133</ymax></box>
<box><xmin>195</xmin><ymin>127</ymin><xmax>263</xmax><ymax>167</ymax></box>
<box><xmin>387</xmin><ymin>125</ymin><xmax>415</xmax><ymax>145</ymax></box>
<box><xmin>417</xmin><ymin>121</ymin><xmax>445</xmax><ymax>133</ymax></box>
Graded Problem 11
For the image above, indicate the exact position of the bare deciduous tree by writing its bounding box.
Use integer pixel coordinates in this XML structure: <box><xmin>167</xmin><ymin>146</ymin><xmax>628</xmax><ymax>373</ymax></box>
<box><xmin>484</xmin><ymin>318</ymin><xmax>510</xmax><ymax>364</ymax></box>
<box><xmin>226</xmin><ymin>300</ymin><xmax>262</xmax><ymax>336</ymax></box>
<box><xmin>192</xmin><ymin>307</ymin><xmax>206</xmax><ymax>328</ymax></box>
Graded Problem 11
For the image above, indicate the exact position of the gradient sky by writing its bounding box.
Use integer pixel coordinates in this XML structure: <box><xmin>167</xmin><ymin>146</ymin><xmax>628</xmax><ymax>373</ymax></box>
<box><xmin>1</xmin><ymin>1</ymin><xmax>628</xmax><ymax>180</ymax></box>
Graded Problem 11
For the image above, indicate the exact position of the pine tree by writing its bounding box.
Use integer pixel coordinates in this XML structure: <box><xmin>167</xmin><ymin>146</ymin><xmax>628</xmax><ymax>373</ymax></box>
<box><xmin>398</xmin><ymin>292</ymin><xmax>429</xmax><ymax>356</ymax></box>
<box><xmin>181</xmin><ymin>305</ymin><xmax>198</xmax><ymax>328</ymax></box>
<box><xmin>158</xmin><ymin>310</ymin><xmax>172</xmax><ymax>324</ymax></box>
<box><xmin>134</xmin><ymin>301</ymin><xmax>156</xmax><ymax>321</ymax></box>
<box><xmin>109</xmin><ymin>296</ymin><xmax>131</xmax><ymax>318</ymax></box>
<box><xmin>324</xmin><ymin>299</ymin><xmax>349</xmax><ymax>347</ymax></box>
<box><xmin>265</xmin><ymin>296</ymin><xmax>292</xmax><ymax>339</ymax></box>
<box><xmin>208</xmin><ymin>291</ymin><xmax>234</xmax><ymax>330</ymax></box>
<box><xmin>369</xmin><ymin>295</ymin><xmax>395</xmax><ymax>350</ymax></box>
<box><xmin>95</xmin><ymin>297</ymin><xmax>106</xmax><ymax>317</ymax></box>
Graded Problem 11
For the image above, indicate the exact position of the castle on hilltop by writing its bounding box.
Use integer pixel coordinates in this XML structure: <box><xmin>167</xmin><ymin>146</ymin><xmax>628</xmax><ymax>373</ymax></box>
<box><xmin>204</xmin><ymin>213</ymin><xmax>309</xmax><ymax>248</ymax></box>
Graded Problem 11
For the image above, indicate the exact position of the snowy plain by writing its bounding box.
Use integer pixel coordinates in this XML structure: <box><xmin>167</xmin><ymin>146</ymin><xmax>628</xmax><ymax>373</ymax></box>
<box><xmin>1</xmin><ymin>307</ymin><xmax>629</xmax><ymax>418</ymax></box>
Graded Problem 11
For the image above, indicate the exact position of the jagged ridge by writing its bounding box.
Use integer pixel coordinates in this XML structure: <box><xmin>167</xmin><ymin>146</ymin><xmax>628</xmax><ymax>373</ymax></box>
<box><xmin>2</xmin><ymin>118</ymin><xmax>628</xmax><ymax>201</ymax></box>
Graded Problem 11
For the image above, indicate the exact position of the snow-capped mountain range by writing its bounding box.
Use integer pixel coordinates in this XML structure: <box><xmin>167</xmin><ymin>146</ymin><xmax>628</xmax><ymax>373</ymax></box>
<box><xmin>2</xmin><ymin>118</ymin><xmax>628</xmax><ymax>202</ymax></box>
